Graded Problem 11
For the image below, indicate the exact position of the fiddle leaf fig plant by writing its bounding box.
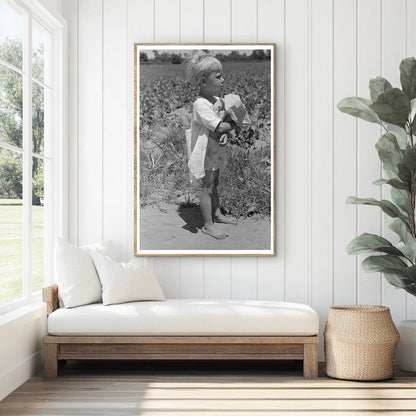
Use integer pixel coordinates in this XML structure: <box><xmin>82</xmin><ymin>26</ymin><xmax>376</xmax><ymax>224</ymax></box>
<box><xmin>338</xmin><ymin>57</ymin><xmax>416</xmax><ymax>297</ymax></box>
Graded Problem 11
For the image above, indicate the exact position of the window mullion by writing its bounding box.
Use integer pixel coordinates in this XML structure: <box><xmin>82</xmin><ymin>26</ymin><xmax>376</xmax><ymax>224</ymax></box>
<box><xmin>22</xmin><ymin>10</ymin><xmax>32</xmax><ymax>298</ymax></box>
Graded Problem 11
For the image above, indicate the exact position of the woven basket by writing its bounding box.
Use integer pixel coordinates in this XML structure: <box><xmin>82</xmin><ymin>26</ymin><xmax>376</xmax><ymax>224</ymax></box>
<box><xmin>324</xmin><ymin>305</ymin><xmax>399</xmax><ymax>381</ymax></box>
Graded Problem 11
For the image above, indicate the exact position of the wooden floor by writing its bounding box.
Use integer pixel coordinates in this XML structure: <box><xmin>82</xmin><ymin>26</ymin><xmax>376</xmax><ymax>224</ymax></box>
<box><xmin>1</xmin><ymin>360</ymin><xmax>416</xmax><ymax>415</ymax></box>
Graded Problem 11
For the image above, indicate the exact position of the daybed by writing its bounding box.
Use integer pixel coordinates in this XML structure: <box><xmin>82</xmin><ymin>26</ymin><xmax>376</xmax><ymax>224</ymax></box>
<box><xmin>42</xmin><ymin>284</ymin><xmax>319</xmax><ymax>379</ymax></box>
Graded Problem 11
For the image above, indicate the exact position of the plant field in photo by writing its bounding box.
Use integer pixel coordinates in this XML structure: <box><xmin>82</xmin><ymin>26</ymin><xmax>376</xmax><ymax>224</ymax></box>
<box><xmin>139</xmin><ymin>60</ymin><xmax>272</xmax><ymax>219</ymax></box>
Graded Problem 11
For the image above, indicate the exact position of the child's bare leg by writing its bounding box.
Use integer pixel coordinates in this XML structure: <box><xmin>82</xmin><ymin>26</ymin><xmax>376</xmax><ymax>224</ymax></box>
<box><xmin>200</xmin><ymin>170</ymin><xmax>228</xmax><ymax>240</ymax></box>
<box><xmin>212</xmin><ymin>170</ymin><xmax>237</xmax><ymax>225</ymax></box>
<box><xmin>211</xmin><ymin>170</ymin><xmax>220</xmax><ymax>218</ymax></box>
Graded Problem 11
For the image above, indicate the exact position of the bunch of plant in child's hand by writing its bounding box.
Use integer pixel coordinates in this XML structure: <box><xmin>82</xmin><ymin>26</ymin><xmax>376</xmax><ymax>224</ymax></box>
<box><xmin>338</xmin><ymin>57</ymin><xmax>416</xmax><ymax>297</ymax></box>
<box><xmin>216</xmin><ymin>94</ymin><xmax>249</xmax><ymax>146</ymax></box>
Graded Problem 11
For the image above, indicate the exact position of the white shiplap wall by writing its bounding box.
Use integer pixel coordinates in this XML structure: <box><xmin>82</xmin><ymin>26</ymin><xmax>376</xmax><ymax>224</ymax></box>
<box><xmin>61</xmin><ymin>0</ymin><xmax>416</xmax><ymax>357</ymax></box>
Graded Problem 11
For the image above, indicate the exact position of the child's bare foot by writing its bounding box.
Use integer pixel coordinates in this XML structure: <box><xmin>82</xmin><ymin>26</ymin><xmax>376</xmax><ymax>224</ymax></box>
<box><xmin>214</xmin><ymin>213</ymin><xmax>238</xmax><ymax>225</ymax></box>
<box><xmin>201</xmin><ymin>224</ymin><xmax>228</xmax><ymax>240</ymax></box>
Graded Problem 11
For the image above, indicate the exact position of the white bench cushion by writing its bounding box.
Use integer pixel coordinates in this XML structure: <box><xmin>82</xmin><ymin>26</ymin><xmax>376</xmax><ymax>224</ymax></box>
<box><xmin>47</xmin><ymin>299</ymin><xmax>319</xmax><ymax>336</ymax></box>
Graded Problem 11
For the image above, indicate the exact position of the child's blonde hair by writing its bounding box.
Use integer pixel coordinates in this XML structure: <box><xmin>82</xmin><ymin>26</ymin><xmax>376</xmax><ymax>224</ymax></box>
<box><xmin>184</xmin><ymin>50</ymin><xmax>222</xmax><ymax>87</ymax></box>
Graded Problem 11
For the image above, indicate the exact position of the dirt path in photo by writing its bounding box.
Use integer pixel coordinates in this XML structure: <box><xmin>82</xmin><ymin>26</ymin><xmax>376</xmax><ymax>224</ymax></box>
<box><xmin>139</xmin><ymin>204</ymin><xmax>271</xmax><ymax>251</ymax></box>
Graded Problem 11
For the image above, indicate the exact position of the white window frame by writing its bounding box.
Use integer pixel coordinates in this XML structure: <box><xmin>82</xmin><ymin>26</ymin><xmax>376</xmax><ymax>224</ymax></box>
<box><xmin>0</xmin><ymin>0</ymin><xmax>67</xmax><ymax>315</ymax></box>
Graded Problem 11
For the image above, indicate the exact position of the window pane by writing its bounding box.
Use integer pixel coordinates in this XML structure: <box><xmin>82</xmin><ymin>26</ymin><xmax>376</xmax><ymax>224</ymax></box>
<box><xmin>32</xmin><ymin>156</ymin><xmax>43</xmax><ymax>293</ymax></box>
<box><xmin>0</xmin><ymin>0</ymin><xmax>24</xmax><ymax>70</ymax></box>
<box><xmin>32</xmin><ymin>81</ymin><xmax>44</xmax><ymax>155</ymax></box>
<box><xmin>32</xmin><ymin>20</ymin><xmax>51</xmax><ymax>85</ymax></box>
<box><xmin>0</xmin><ymin>147</ymin><xmax>23</xmax><ymax>305</ymax></box>
<box><xmin>0</xmin><ymin>64</ymin><xmax>23</xmax><ymax>148</ymax></box>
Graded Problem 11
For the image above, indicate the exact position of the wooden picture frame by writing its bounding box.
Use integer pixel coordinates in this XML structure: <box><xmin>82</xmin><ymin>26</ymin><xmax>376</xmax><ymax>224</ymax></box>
<box><xmin>134</xmin><ymin>44</ymin><xmax>276</xmax><ymax>256</ymax></box>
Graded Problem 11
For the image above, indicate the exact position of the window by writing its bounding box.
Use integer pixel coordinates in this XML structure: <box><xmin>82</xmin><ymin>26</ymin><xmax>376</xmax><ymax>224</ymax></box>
<box><xmin>0</xmin><ymin>0</ymin><xmax>66</xmax><ymax>312</ymax></box>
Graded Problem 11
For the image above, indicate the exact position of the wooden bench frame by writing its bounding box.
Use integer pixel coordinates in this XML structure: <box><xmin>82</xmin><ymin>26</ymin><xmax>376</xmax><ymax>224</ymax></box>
<box><xmin>43</xmin><ymin>285</ymin><xmax>319</xmax><ymax>379</ymax></box>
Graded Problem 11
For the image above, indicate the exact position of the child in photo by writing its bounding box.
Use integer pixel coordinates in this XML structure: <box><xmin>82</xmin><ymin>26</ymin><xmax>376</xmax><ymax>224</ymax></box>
<box><xmin>184</xmin><ymin>51</ymin><xmax>249</xmax><ymax>240</ymax></box>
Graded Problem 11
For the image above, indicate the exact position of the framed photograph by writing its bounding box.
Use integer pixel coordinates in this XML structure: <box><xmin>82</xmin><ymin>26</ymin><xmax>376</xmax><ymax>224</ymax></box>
<box><xmin>134</xmin><ymin>44</ymin><xmax>275</xmax><ymax>256</ymax></box>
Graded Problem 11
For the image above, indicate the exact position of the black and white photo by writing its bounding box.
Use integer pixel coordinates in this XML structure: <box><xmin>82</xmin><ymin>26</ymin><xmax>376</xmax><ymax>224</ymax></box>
<box><xmin>134</xmin><ymin>44</ymin><xmax>275</xmax><ymax>256</ymax></box>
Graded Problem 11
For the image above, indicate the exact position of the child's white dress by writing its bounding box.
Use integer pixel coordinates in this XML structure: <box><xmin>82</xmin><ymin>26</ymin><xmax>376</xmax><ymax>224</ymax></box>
<box><xmin>186</xmin><ymin>97</ymin><xmax>223</xmax><ymax>182</ymax></box>
<box><xmin>186</xmin><ymin>95</ymin><xmax>250</xmax><ymax>183</ymax></box>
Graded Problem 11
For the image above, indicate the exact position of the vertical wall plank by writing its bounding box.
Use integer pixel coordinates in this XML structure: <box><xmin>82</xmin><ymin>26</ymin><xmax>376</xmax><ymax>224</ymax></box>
<box><xmin>205</xmin><ymin>258</ymin><xmax>231</xmax><ymax>298</ymax></box>
<box><xmin>128</xmin><ymin>0</ymin><xmax>154</xmax><ymax>42</ymax></box>
<box><xmin>152</xmin><ymin>0</ymin><xmax>181</xmax><ymax>296</ymax></box>
<box><xmin>333</xmin><ymin>0</ymin><xmax>357</xmax><ymax>305</ymax></box>
<box><xmin>310</xmin><ymin>0</ymin><xmax>333</xmax><ymax>359</ymax></box>
<box><xmin>407</xmin><ymin>0</ymin><xmax>416</xmax><ymax>319</ymax></box>
<box><xmin>180</xmin><ymin>0</ymin><xmax>203</xmax><ymax>43</ymax></box>
<box><xmin>180</xmin><ymin>258</ymin><xmax>204</xmax><ymax>298</ymax></box>
<box><xmin>356</xmin><ymin>0</ymin><xmax>382</xmax><ymax>305</ymax></box>
<box><xmin>381</xmin><ymin>0</ymin><xmax>407</xmax><ymax>322</ymax></box>
<box><xmin>284</xmin><ymin>0</ymin><xmax>309</xmax><ymax>304</ymax></box>
<box><xmin>77</xmin><ymin>0</ymin><xmax>103</xmax><ymax>245</ymax></box>
<box><xmin>204</xmin><ymin>0</ymin><xmax>231</xmax><ymax>42</ymax></box>
<box><xmin>229</xmin><ymin>0</ymin><xmax>258</xmax><ymax>300</ymax></box>
<box><xmin>231</xmin><ymin>258</ymin><xmax>258</xmax><ymax>299</ymax></box>
<box><xmin>61</xmin><ymin>0</ymin><xmax>78</xmax><ymax>245</ymax></box>
<box><xmin>179</xmin><ymin>0</ymin><xmax>205</xmax><ymax>297</ymax></box>
<box><xmin>155</xmin><ymin>0</ymin><xmax>180</xmax><ymax>42</ymax></box>
<box><xmin>127</xmin><ymin>0</ymin><xmax>154</xmax><ymax>262</ymax></box>
<box><xmin>203</xmin><ymin>0</ymin><xmax>232</xmax><ymax>297</ymax></box>
<box><xmin>257</xmin><ymin>0</ymin><xmax>285</xmax><ymax>301</ymax></box>
<box><xmin>103</xmin><ymin>0</ymin><xmax>128</xmax><ymax>260</ymax></box>
<box><xmin>154</xmin><ymin>257</ymin><xmax>181</xmax><ymax>298</ymax></box>
<box><xmin>407</xmin><ymin>0</ymin><xmax>416</xmax><ymax>57</ymax></box>
<box><xmin>230</xmin><ymin>0</ymin><xmax>257</xmax><ymax>42</ymax></box>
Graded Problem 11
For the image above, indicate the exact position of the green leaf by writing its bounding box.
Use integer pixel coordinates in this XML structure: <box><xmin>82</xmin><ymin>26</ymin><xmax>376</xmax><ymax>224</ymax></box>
<box><xmin>394</xmin><ymin>130</ymin><xmax>409</xmax><ymax>150</ymax></box>
<box><xmin>369</xmin><ymin>77</ymin><xmax>393</xmax><ymax>102</ymax></box>
<box><xmin>362</xmin><ymin>254</ymin><xmax>408</xmax><ymax>272</ymax></box>
<box><xmin>403</xmin><ymin>146</ymin><xmax>416</xmax><ymax>172</ymax></box>
<box><xmin>384</xmin><ymin>166</ymin><xmax>399</xmax><ymax>180</ymax></box>
<box><xmin>391</xmin><ymin>187</ymin><xmax>409</xmax><ymax>213</ymax></box>
<box><xmin>397</xmin><ymin>161</ymin><xmax>412</xmax><ymax>185</ymax></box>
<box><xmin>371</xmin><ymin>178</ymin><xmax>409</xmax><ymax>192</ymax></box>
<box><xmin>373</xmin><ymin>178</ymin><xmax>388</xmax><ymax>186</ymax></box>
<box><xmin>375</xmin><ymin>132</ymin><xmax>404</xmax><ymax>173</ymax></box>
<box><xmin>397</xmin><ymin>240</ymin><xmax>416</xmax><ymax>264</ymax></box>
<box><xmin>346</xmin><ymin>196</ymin><xmax>405</xmax><ymax>219</ymax></box>
<box><xmin>370</xmin><ymin>88</ymin><xmax>410</xmax><ymax>128</ymax></box>
<box><xmin>383</xmin><ymin>271</ymin><xmax>412</xmax><ymax>288</ymax></box>
<box><xmin>404</xmin><ymin>283</ymin><xmax>416</xmax><ymax>296</ymax></box>
<box><xmin>361</xmin><ymin>255</ymin><xmax>415</xmax><ymax>287</ymax></box>
<box><xmin>347</xmin><ymin>233</ymin><xmax>404</xmax><ymax>256</ymax></box>
<box><xmin>387</xmin><ymin>179</ymin><xmax>410</xmax><ymax>191</ymax></box>
<box><xmin>400</xmin><ymin>57</ymin><xmax>416</xmax><ymax>100</ymax></box>
<box><xmin>411</xmin><ymin>98</ymin><xmax>416</xmax><ymax>132</ymax></box>
<box><xmin>337</xmin><ymin>97</ymin><xmax>382</xmax><ymax>125</ymax></box>
<box><xmin>403</xmin><ymin>265</ymin><xmax>416</xmax><ymax>282</ymax></box>
<box><xmin>389</xmin><ymin>217</ymin><xmax>410</xmax><ymax>241</ymax></box>
<box><xmin>410</xmin><ymin>98</ymin><xmax>416</xmax><ymax>125</ymax></box>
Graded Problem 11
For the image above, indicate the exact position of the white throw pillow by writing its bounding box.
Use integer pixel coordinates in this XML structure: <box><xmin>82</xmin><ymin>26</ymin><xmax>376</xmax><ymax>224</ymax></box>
<box><xmin>81</xmin><ymin>240</ymin><xmax>115</xmax><ymax>259</ymax></box>
<box><xmin>90</xmin><ymin>252</ymin><xmax>165</xmax><ymax>306</ymax></box>
<box><xmin>54</xmin><ymin>239</ymin><xmax>114</xmax><ymax>308</ymax></box>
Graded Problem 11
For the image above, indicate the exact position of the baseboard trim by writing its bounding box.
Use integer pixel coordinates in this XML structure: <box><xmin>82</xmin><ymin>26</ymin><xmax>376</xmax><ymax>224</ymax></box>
<box><xmin>0</xmin><ymin>351</ymin><xmax>42</xmax><ymax>401</ymax></box>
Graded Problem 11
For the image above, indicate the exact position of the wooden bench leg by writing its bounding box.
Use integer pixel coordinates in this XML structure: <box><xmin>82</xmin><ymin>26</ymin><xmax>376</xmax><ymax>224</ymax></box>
<box><xmin>44</xmin><ymin>343</ymin><xmax>59</xmax><ymax>379</ymax></box>
<box><xmin>303</xmin><ymin>343</ymin><xmax>318</xmax><ymax>379</ymax></box>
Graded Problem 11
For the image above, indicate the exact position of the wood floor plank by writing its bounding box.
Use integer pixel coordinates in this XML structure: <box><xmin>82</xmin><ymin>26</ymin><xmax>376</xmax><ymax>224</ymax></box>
<box><xmin>8</xmin><ymin>387</ymin><xmax>416</xmax><ymax>399</ymax></box>
<box><xmin>141</xmin><ymin>387</ymin><xmax>416</xmax><ymax>399</ymax></box>
<box><xmin>2</xmin><ymin>412</ymin><xmax>416</xmax><ymax>416</ymax></box>
<box><xmin>137</xmin><ymin>399</ymin><xmax>416</xmax><ymax>411</ymax></box>
<box><xmin>1</xmin><ymin>362</ymin><xmax>416</xmax><ymax>415</ymax></box>
<box><xmin>135</xmin><ymin>413</ymin><xmax>416</xmax><ymax>416</ymax></box>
